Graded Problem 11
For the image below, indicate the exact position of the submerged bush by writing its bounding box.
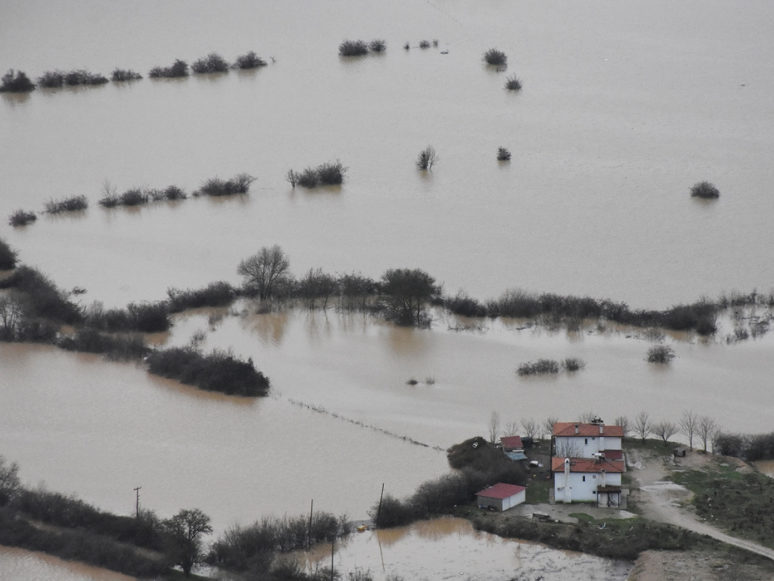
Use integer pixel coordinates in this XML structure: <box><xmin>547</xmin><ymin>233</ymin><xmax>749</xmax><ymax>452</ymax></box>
<box><xmin>146</xmin><ymin>347</ymin><xmax>270</xmax><ymax>396</ymax></box>
<box><xmin>197</xmin><ymin>174</ymin><xmax>256</xmax><ymax>196</ymax></box>
<box><xmin>58</xmin><ymin>329</ymin><xmax>148</xmax><ymax>360</ymax></box>
<box><xmin>369</xmin><ymin>39</ymin><xmax>387</xmax><ymax>52</ymax></box>
<box><xmin>37</xmin><ymin>70</ymin><xmax>65</xmax><ymax>88</ymax></box>
<box><xmin>504</xmin><ymin>74</ymin><xmax>522</xmax><ymax>90</ymax></box>
<box><xmin>416</xmin><ymin>146</ymin><xmax>438</xmax><ymax>170</ymax></box>
<box><xmin>192</xmin><ymin>53</ymin><xmax>230</xmax><ymax>74</ymax></box>
<box><xmin>517</xmin><ymin>359</ymin><xmax>561</xmax><ymax>376</ymax></box>
<box><xmin>497</xmin><ymin>147</ymin><xmax>511</xmax><ymax>161</ymax></box>
<box><xmin>562</xmin><ymin>357</ymin><xmax>586</xmax><ymax>372</ymax></box>
<box><xmin>445</xmin><ymin>291</ymin><xmax>486</xmax><ymax>317</ymax></box>
<box><xmin>167</xmin><ymin>282</ymin><xmax>236</xmax><ymax>313</ymax></box>
<box><xmin>288</xmin><ymin>161</ymin><xmax>347</xmax><ymax>188</ymax></box>
<box><xmin>110</xmin><ymin>68</ymin><xmax>142</xmax><ymax>82</ymax></box>
<box><xmin>43</xmin><ymin>195</ymin><xmax>88</xmax><ymax>214</ymax></box>
<box><xmin>646</xmin><ymin>344</ymin><xmax>675</xmax><ymax>363</ymax></box>
<box><xmin>233</xmin><ymin>51</ymin><xmax>267</xmax><ymax>69</ymax></box>
<box><xmin>84</xmin><ymin>301</ymin><xmax>170</xmax><ymax>333</ymax></box>
<box><xmin>0</xmin><ymin>266</ymin><xmax>82</xmax><ymax>324</ymax></box>
<box><xmin>0</xmin><ymin>69</ymin><xmax>35</xmax><ymax>92</ymax></box>
<box><xmin>419</xmin><ymin>40</ymin><xmax>431</xmax><ymax>49</ymax></box>
<box><xmin>148</xmin><ymin>59</ymin><xmax>189</xmax><ymax>78</ymax></box>
<box><xmin>63</xmin><ymin>70</ymin><xmax>108</xmax><ymax>86</ymax></box>
<box><xmin>8</xmin><ymin>210</ymin><xmax>36</xmax><ymax>227</ymax></box>
<box><xmin>339</xmin><ymin>40</ymin><xmax>369</xmax><ymax>57</ymax></box>
<box><xmin>0</xmin><ymin>238</ymin><xmax>18</xmax><ymax>270</ymax></box>
<box><xmin>483</xmin><ymin>48</ymin><xmax>507</xmax><ymax>66</ymax></box>
<box><xmin>690</xmin><ymin>181</ymin><xmax>720</xmax><ymax>199</ymax></box>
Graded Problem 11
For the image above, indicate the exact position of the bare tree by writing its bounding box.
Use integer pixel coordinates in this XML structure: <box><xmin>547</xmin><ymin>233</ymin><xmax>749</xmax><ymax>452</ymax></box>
<box><xmin>488</xmin><ymin>411</ymin><xmax>500</xmax><ymax>444</ymax></box>
<box><xmin>614</xmin><ymin>416</ymin><xmax>630</xmax><ymax>438</ymax></box>
<box><xmin>237</xmin><ymin>245</ymin><xmax>292</xmax><ymax>300</ymax></box>
<box><xmin>543</xmin><ymin>416</ymin><xmax>559</xmax><ymax>439</ymax></box>
<box><xmin>555</xmin><ymin>439</ymin><xmax>582</xmax><ymax>458</ymax></box>
<box><xmin>698</xmin><ymin>415</ymin><xmax>719</xmax><ymax>452</ymax></box>
<box><xmin>633</xmin><ymin>411</ymin><xmax>651</xmax><ymax>443</ymax></box>
<box><xmin>652</xmin><ymin>420</ymin><xmax>678</xmax><ymax>447</ymax></box>
<box><xmin>679</xmin><ymin>410</ymin><xmax>699</xmax><ymax>450</ymax></box>
<box><xmin>0</xmin><ymin>455</ymin><xmax>20</xmax><ymax>506</ymax></box>
<box><xmin>503</xmin><ymin>421</ymin><xmax>520</xmax><ymax>437</ymax></box>
<box><xmin>577</xmin><ymin>411</ymin><xmax>598</xmax><ymax>423</ymax></box>
<box><xmin>416</xmin><ymin>146</ymin><xmax>438</xmax><ymax>170</ymax></box>
<box><xmin>0</xmin><ymin>297</ymin><xmax>25</xmax><ymax>341</ymax></box>
<box><xmin>521</xmin><ymin>417</ymin><xmax>539</xmax><ymax>439</ymax></box>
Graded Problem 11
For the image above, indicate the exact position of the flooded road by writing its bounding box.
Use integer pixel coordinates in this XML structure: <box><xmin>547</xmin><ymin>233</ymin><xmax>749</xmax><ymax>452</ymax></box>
<box><xmin>301</xmin><ymin>518</ymin><xmax>632</xmax><ymax>581</ymax></box>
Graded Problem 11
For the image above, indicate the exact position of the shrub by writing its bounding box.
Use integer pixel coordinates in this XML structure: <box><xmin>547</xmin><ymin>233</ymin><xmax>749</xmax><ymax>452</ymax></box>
<box><xmin>419</xmin><ymin>40</ymin><xmax>431</xmax><ymax>49</ymax></box>
<box><xmin>145</xmin><ymin>347</ymin><xmax>270</xmax><ymax>396</ymax></box>
<box><xmin>37</xmin><ymin>70</ymin><xmax>64</xmax><ymax>88</ymax></box>
<box><xmin>0</xmin><ymin>265</ymin><xmax>82</xmax><ymax>323</ymax></box>
<box><xmin>43</xmin><ymin>195</ymin><xmax>88</xmax><ymax>214</ymax></box>
<box><xmin>316</xmin><ymin>160</ymin><xmax>347</xmax><ymax>185</ymax></box>
<box><xmin>517</xmin><ymin>359</ymin><xmax>561</xmax><ymax>376</ymax></box>
<box><xmin>504</xmin><ymin>74</ymin><xmax>522</xmax><ymax>90</ymax></box>
<box><xmin>0</xmin><ymin>238</ymin><xmax>18</xmax><ymax>270</ymax></box>
<box><xmin>646</xmin><ymin>344</ymin><xmax>675</xmax><ymax>363</ymax></box>
<box><xmin>295</xmin><ymin>168</ymin><xmax>318</xmax><ymax>188</ymax></box>
<box><xmin>369</xmin><ymin>39</ymin><xmax>386</xmax><ymax>52</ymax></box>
<box><xmin>197</xmin><ymin>174</ymin><xmax>256</xmax><ymax>196</ymax></box>
<box><xmin>339</xmin><ymin>40</ymin><xmax>369</xmax><ymax>57</ymax></box>
<box><xmin>690</xmin><ymin>181</ymin><xmax>720</xmax><ymax>199</ymax></box>
<box><xmin>8</xmin><ymin>210</ymin><xmax>36</xmax><ymax>227</ymax></box>
<box><xmin>483</xmin><ymin>48</ymin><xmax>507</xmax><ymax>66</ymax></box>
<box><xmin>0</xmin><ymin>69</ymin><xmax>35</xmax><ymax>92</ymax></box>
<box><xmin>403</xmin><ymin>42</ymin><xmax>410</xmax><ymax>50</ymax></box>
<box><xmin>148</xmin><ymin>59</ymin><xmax>189</xmax><ymax>78</ymax></box>
<box><xmin>497</xmin><ymin>147</ymin><xmax>511</xmax><ymax>161</ymax></box>
<box><xmin>167</xmin><ymin>282</ymin><xmax>236</xmax><ymax>313</ymax></box>
<box><xmin>58</xmin><ymin>329</ymin><xmax>148</xmax><ymax>360</ymax></box>
<box><xmin>63</xmin><ymin>70</ymin><xmax>108</xmax><ymax>86</ymax></box>
<box><xmin>110</xmin><ymin>68</ymin><xmax>142</xmax><ymax>82</ymax></box>
<box><xmin>119</xmin><ymin>188</ymin><xmax>149</xmax><ymax>206</ymax></box>
<box><xmin>416</xmin><ymin>146</ymin><xmax>438</xmax><ymax>170</ymax></box>
<box><xmin>162</xmin><ymin>185</ymin><xmax>187</xmax><ymax>200</ymax></box>
<box><xmin>233</xmin><ymin>51</ymin><xmax>267</xmax><ymax>69</ymax></box>
<box><xmin>445</xmin><ymin>291</ymin><xmax>486</xmax><ymax>317</ymax></box>
<box><xmin>562</xmin><ymin>357</ymin><xmax>586</xmax><ymax>372</ymax></box>
<box><xmin>192</xmin><ymin>53</ymin><xmax>230</xmax><ymax>74</ymax></box>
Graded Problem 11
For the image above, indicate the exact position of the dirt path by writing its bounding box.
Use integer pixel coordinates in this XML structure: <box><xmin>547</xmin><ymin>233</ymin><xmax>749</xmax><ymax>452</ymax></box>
<box><xmin>628</xmin><ymin>449</ymin><xmax>774</xmax><ymax>562</ymax></box>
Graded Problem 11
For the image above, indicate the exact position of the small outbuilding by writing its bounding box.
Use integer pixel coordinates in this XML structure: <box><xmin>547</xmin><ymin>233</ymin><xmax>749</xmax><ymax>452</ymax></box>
<box><xmin>673</xmin><ymin>447</ymin><xmax>687</xmax><ymax>457</ymax></box>
<box><xmin>500</xmin><ymin>435</ymin><xmax>524</xmax><ymax>452</ymax></box>
<box><xmin>476</xmin><ymin>483</ymin><xmax>526</xmax><ymax>511</ymax></box>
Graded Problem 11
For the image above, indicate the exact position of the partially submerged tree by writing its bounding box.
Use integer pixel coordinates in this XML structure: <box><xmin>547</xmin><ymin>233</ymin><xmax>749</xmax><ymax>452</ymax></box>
<box><xmin>237</xmin><ymin>245</ymin><xmax>292</xmax><ymax>300</ymax></box>
<box><xmin>162</xmin><ymin>508</ymin><xmax>212</xmax><ymax>577</ymax></box>
<box><xmin>380</xmin><ymin>268</ymin><xmax>438</xmax><ymax>326</ymax></box>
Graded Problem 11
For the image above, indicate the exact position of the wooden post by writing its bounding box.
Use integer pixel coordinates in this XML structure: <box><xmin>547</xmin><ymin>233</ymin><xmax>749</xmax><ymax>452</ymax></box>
<box><xmin>308</xmin><ymin>499</ymin><xmax>314</xmax><ymax>550</ymax></box>
<box><xmin>330</xmin><ymin>538</ymin><xmax>335</xmax><ymax>581</ymax></box>
<box><xmin>376</xmin><ymin>483</ymin><xmax>385</xmax><ymax>525</ymax></box>
<box><xmin>133</xmin><ymin>487</ymin><xmax>141</xmax><ymax>519</ymax></box>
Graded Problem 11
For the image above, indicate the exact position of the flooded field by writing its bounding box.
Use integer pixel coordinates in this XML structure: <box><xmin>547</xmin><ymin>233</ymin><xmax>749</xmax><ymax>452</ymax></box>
<box><xmin>2</xmin><ymin>0</ymin><xmax>774</xmax><ymax>578</ymax></box>
<box><xmin>0</xmin><ymin>546</ymin><xmax>132</xmax><ymax>581</ymax></box>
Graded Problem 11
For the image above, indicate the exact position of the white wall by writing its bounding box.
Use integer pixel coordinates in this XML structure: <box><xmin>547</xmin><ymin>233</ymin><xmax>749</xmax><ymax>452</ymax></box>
<box><xmin>555</xmin><ymin>436</ymin><xmax>622</xmax><ymax>458</ymax></box>
<box><xmin>554</xmin><ymin>472</ymin><xmax>622</xmax><ymax>502</ymax></box>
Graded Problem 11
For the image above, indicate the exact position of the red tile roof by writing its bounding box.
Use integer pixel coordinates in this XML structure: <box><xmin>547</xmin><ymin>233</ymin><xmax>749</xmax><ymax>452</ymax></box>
<box><xmin>552</xmin><ymin>422</ymin><xmax>624</xmax><ymax>438</ymax></box>
<box><xmin>476</xmin><ymin>483</ymin><xmax>526</xmax><ymax>500</ymax></box>
<box><xmin>551</xmin><ymin>457</ymin><xmax>624</xmax><ymax>474</ymax></box>
<box><xmin>500</xmin><ymin>436</ymin><xmax>523</xmax><ymax>450</ymax></box>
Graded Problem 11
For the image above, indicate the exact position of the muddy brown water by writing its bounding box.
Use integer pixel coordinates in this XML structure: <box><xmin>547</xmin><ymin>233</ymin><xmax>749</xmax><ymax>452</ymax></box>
<box><xmin>2</xmin><ymin>0</ymin><xmax>774</xmax><ymax>578</ymax></box>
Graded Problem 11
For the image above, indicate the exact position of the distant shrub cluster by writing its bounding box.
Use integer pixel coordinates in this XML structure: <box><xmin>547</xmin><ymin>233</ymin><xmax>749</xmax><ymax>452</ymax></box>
<box><xmin>0</xmin><ymin>69</ymin><xmax>35</xmax><ymax>92</ymax></box>
<box><xmin>167</xmin><ymin>281</ymin><xmax>236</xmax><ymax>313</ymax></box>
<box><xmin>149</xmin><ymin>59</ymin><xmax>190</xmax><ymax>79</ymax></box>
<box><xmin>483</xmin><ymin>48</ymin><xmax>507</xmax><ymax>66</ymax></box>
<box><xmin>8</xmin><ymin>209</ymin><xmax>37</xmax><ymax>227</ymax></box>
<box><xmin>192</xmin><ymin>53</ymin><xmax>230</xmax><ymax>74</ymax></box>
<box><xmin>43</xmin><ymin>195</ymin><xmax>88</xmax><ymax>214</ymax></box>
<box><xmin>517</xmin><ymin>359</ymin><xmax>560</xmax><ymax>376</ymax></box>
<box><xmin>196</xmin><ymin>173</ymin><xmax>256</xmax><ymax>196</ymax></box>
<box><xmin>145</xmin><ymin>347</ymin><xmax>270</xmax><ymax>396</ymax></box>
<box><xmin>714</xmin><ymin>431</ymin><xmax>774</xmax><ymax>461</ymax></box>
<box><xmin>339</xmin><ymin>39</ymin><xmax>387</xmax><ymax>56</ymax></box>
<box><xmin>58</xmin><ymin>328</ymin><xmax>148</xmax><ymax>360</ymax></box>
<box><xmin>497</xmin><ymin>147</ymin><xmax>511</xmax><ymax>161</ymax></box>
<box><xmin>647</xmin><ymin>344</ymin><xmax>675</xmax><ymax>363</ymax></box>
<box><xmin>84</xmin><ymin>301</ymin><xmax>171</xmax><ymax>333</ymax></box>
<box><xmin>110</xmin><ymin>68</ymin><xmax>142</xmax><ymax>82</ymax></box>
<box><xmin>690</xmin><ymin>181</ymin><xmax>720</xmax><ymax>199</ymax></box>
<box><xmin>0</xmin><ymin>265</ymin><xmax>82</xmax><ymax>324</ymax></box>
<box><xmin>0</xmin><ymin>237</ymin><xmax>18</xmax><ymax>270</ymax></box>
<box><xmin>504</xmin><ymin>74</ymin><xmax>522</xmax><ymax>91</ymax></box>
<box><xmin>37</xmin><ymin>69</ymin><xmax>108</xmax><ymax>88</ymax></box>
<box><xmin>99</xmin><ymin>182</ymin><xmax>188</xmax><ymax>208</ymax></box>
<box><xmin>286</xmin><ymin>161</ymin><xmax>347</xmax><ymax>188</ymax></box>
<box><xmin>233</xmin><ymin>51</ymin><xmax>268</xmax><ymax>69</ymax></box>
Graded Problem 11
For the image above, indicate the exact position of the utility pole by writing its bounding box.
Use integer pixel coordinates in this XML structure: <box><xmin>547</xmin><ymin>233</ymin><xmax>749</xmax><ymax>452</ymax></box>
<box><xmin>133</xmin><ymin>486</ymin><xmax>141</xmax><ymax>518</ymax></box>
<box><xmin>308</xmin><ymin>499</ymin><xmax>314</xmax><ymax>550</ymax></box>
<box><xmin>376</xmin><ymin>483</ymin><xmax>385</xmax><ymax>525</ymax></box>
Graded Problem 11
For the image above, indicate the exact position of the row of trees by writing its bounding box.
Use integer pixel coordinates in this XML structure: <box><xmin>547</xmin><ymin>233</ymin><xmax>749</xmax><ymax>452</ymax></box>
<box><xmin>488</xmin><ymin>410</ymin><xmax>721</xmax><ymax>452</ymax></box>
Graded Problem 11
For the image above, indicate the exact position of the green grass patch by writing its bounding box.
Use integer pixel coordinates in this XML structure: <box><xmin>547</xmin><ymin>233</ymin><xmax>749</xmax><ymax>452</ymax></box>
<box><xmin>570</xmin><ymin>513</ymin><xmax>596</xmax><ymax>522</ymax></box>
<box><xmin>525</xmin><ymin>476</ymin><xmax>551</xmax><ymax>504</ymax></box>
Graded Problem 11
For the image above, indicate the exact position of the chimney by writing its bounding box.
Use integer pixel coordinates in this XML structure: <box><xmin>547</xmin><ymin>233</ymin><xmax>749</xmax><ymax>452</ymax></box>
<box><xmin>574</xmin><ymin>424</ymin><xmax>579</xmax><ymax>434</ymax></box>
<box><xmin>564</xmin><ymin>458</ymin><xmax>572</xmax><ymax>504</ymax></box>
<box><xmin>599</xmin><ymin>423</ymin><xmax>603</xmax><ymax>434</ymax></box>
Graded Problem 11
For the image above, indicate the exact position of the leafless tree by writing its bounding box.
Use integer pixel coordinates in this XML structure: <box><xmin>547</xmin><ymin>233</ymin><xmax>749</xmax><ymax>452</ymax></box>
<box><xmin>488</xmin><ymin>411</ymin><xmax>500</xmax><ymax>444</ymax></box>
<box><xmin>679</xmin><ymin>410</ymin><xmax>699</xmax><ymax>450</ymax></box>
<box><xmin>555</xmin><ymin>439</ymin><xmax>582</xmax><ymax>458</ymax></box>
<box><xmin>698</xmin><ymin>415</ymin><xmax>719</xmax><ymax>452</ymax></box>
<box><xmin>543</xmin><ymin>416</ymin><xmax>559</xmax><ymax>439</ymax></box>
<box><xmin>652</xmin><ymin>420</ymin><xmax>678</xmax><ymax>447</ymax></box>
<box><xmin>503</xmin><ymin>421</ymin><xmax>520</xmax><ymax>437</ymax></box>
<box><xmin>614</xmin><ymin>416</ymin><xmax>630</xmax><ymax>438</ymax></box>
<box><xmin>577</xmin><ymin>411</ymin><xmax>598</xmax><ymax>423</ymax></box>
<box><xmin>416</xmin><ymin>146</ymin><xmax>438</xmax><ymax>170</ymax></box>
<box><xmin>0</xmin><ymin>297</ymin><xmax>24</xmax><ymax>340</ymax></box>
<box><xmin>521</xmin><ymin>417</ymin><xmax>539</xmax><ymax>439</ymax></box>
<box><xmin>237</xmin><ymin>245</ymin><xmax>292</xmax><ymax>300</ymax></box>
<box><xmin>0</xmin><ymin>455</ymin><xmax>20</xmax><ymax>506</ymax></box>
<box><xmin>634</xmin><ymin>411</ymin><xmax>651</xmax><ymax>443</ymax></box>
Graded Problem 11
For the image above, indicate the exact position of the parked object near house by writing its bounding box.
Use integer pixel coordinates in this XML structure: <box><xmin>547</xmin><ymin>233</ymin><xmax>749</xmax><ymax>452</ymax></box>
<box><xmin>476</xmin><ymin>483</ymin><xmax>526</xmax><ymax>511</ymax></box>
<box><xmin>674</xmin><ymin>447</ymin><xmax>687</xmax><ymax>457</ymax></box>
<box><xmin>500</xmin><ymin>435</ymin><xmax>527</xmax><ymax>461</ymax></box>
<box><xmin>552</xmin><ymin>457</ymin><xmax>624</xmax><ymax>506</ymax></box>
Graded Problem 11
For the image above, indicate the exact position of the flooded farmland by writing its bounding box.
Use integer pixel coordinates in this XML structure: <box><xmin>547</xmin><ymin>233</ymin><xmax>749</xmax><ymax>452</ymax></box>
<box><xmin>2</xmin><ymin>0</ymin><xmax>774</xmax><ymax>579</ymax></box>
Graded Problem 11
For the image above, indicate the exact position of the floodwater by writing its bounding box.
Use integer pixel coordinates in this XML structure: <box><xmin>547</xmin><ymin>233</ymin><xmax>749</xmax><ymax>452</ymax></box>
<box><xmin>2</xmin><ymin>0</ymin><xmax>774</xmax><ymax>579</ymax></box>
<box><xmin>0</xmin><ymin>546</ymin><xmax>132</xmax><ymax>581</ymax></box>
<box><xmin>299</xmin><ymin>518</ymin><xmax>632</xmax><ymax>581</ymax></box>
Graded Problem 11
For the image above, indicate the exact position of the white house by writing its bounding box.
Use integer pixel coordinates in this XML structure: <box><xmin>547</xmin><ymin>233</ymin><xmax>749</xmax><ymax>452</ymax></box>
<box><xmin>551</xmin><ymin>457</ymin><xmax>624</xmax><ymax>506</ymax></box>
<box><xmin>476</xmin><ymin>483</ymin><xmax>526</xmax><ymax>511</ymax></box>
<box><xmin>552</xmin><ymin>421</ymin><xmax>623</xmax><ymax>460</ymax></box>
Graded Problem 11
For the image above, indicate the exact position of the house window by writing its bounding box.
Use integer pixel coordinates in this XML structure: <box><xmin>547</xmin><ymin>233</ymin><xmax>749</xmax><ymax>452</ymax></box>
<box><xmin>584</xmin><ymin>438</ymin><xmax>588</xmax><ymax>445</ymax></box>
<box><xmin>582</xmin><ymin>476</ymin><xmax>586</xmax><ymax>482</ymax></box>
<box><xmin>593</xmin><ymin>475</ymin><xmax>597</xmax><ymax>479</ymax></box>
